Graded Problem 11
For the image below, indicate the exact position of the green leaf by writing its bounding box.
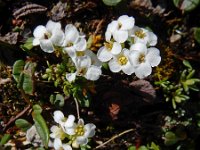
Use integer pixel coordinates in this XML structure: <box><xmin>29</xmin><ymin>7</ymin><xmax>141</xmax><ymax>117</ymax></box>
<box><xmin>13</xmin><ymin>60</ymin><xmax>25</xmax><ymax>82</ymax></box>
<box><xmin>50</xmin><ymin>94</ymin><xmax>65</xmax><ymax>107</ymax></box>
<box><xmin>0</xmin><ymin>134</ymin><xmax>11</xmax><ymax>145</ymax></box>
<box><xmin>194</xmin><ymin>27</ymin><xmax>200</xmax><ymax>44</ymax></box>
<box><xmin>128</xmin><ymin>146</ymin><xmax>136</xmax><ymax>150</ymax></box>
<box><xmin>20</xmin><ymin>37</ymin><xmax>34</xmax><ymax>51</ymax></box>
<box><xmin>15</xmin><ymin>119</ymin><xmax>32</xmax><ymax>132</ymax></box>
<box><xmin>183</xmin><ymin>60</ymin><xmax>192</xmax><ymax>69</ymax></box>
<box><xmin>102</xmin><ymin>0</ymin><xmax>122</xmax><ymax>6</ymax></box>
<box><xmin>139</xmin><ymin>146</ymin><xmax>148</xmax><ymax>150</ymax></box>
<box><xmin>149</xmin><ymin>142</ymin><xmax>160</xmax><ymax>150</ymax></box>
<box><xmin>164</xmin><ymin>131</ymin><xmax>179</xmax><ymax>146</ymax></box>
<box><xmin>22</xmin><ymin>61</ymin><xmax>36</xmax><ymax>95</ymax></box>
<box><xmin>33</xmin><ymin>104</ymin><xmax>43</xmax><ymax>114</ymax></box>
<box><xmin>173</xmin><ymin>0</ymin><xmax>200</xmax><ymax>11</ymax></box>
<box><xmin>32</xmin><ymin>111</ymin><xmax>49</xmax><ymax>148</ymax></box>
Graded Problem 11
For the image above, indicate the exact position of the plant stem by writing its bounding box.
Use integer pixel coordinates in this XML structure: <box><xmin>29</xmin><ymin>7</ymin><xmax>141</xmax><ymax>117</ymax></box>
<box><xmin>74</xmin><ymin>97</ymin><xmax>80</xmax><ymax>119</ymax></box>
<box><xmin>95</xmin><ymin>128</ymin><xmax>135</xmax><ymax>149</ymax></box>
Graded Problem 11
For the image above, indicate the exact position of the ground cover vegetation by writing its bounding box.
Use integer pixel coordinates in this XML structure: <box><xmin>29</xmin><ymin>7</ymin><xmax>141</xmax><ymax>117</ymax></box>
<box><xmin>0</xmin><ymin>0</ymin><xmax>200</xmax><ymax>149</ymax></box>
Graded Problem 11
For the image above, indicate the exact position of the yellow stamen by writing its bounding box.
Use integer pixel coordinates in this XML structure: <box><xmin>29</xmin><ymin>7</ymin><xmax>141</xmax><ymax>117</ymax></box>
<box><xmin>118</xmin><ymin>55</ymin><xmax>128</xmax><ymax>65</ymax></box>
<box><xmin>138</xmin><ymin>53</ymin><xmax>145</xmax><ymax>63</ymax></box>
<box><xmin>67</xmin><ymin>42</ymin><xmax>73</xmax><ymax>47</ymax></box>
<box><xmin>135</xmin><ymin>29</ymin><xmax>146</xmax><ymax>39</ymax></box>
<box><xmin>76</xmin><ymin>51</ymin><xmax>85</xmax><ymax>57</ymax></box>
<box><xmin>104</xmin><ymin>42</ymin><xmax>113</xmax><ymax>51</ymax></box>
<box><xmin>44</xmin><ymin>32</ymin><xmax>51</xmax><ymax>39</ymax></box>
<box><xmin>75</xmin><ymin>125</ymin><xmax>85</xmax><ymax>136</ymax></box>
<box><xmin>118</xmin><ymin>22</ymin><xmax>122</xmax><ymax>29</ymax></box>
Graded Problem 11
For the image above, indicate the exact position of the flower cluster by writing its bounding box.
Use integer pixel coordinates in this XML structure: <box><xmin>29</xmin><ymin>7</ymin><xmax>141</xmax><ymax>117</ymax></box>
<box><xmin>97</xmin><ymin>15</ymin><xmax>161</xmax><ymax>78</ymax></box>
<box><xmin>33</xmin><ymin>15</ymin><xmax>161</xmax><ymax>81</ymax></box>
<box><xmin>50</xmin><ymin>111</ymin><xmax>96</xmax><ymax>149</ymax></box>
<box><xmin>33</xmin><ymin>20</ymin><xmax>102</xmax><ymax>82</ymax></box>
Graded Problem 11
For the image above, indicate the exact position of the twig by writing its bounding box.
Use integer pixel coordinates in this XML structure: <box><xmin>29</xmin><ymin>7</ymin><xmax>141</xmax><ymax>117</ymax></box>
<box><xmin>94</xmin><ymin>19</ymin><xmax>104</xmax><ymax>35</ymax></box>
<box><xmin>74</xmin><ymin>97</ymin><xmax>80</xmax><ymax>119</ymax></box>
<box><xmin>3</xmin><ymin>104</ymin><xmax>31</xmax><ymax>131</ymax></box>
<box><xmin>13</xmin><ymin>3</ymin><xmax>47</xmax><ymax>19</ymax></box>
<box><xmin>95</xmin><ymin>128</ymin><xmax>135</xmax><ymax>149</ymax></box>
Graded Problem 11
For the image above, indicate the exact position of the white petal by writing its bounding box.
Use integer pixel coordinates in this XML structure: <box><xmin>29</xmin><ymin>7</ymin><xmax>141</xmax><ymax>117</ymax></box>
<box><xmin>33</xmin><ymin>25</ymin><xmax>47</xmax><ymax>39</ymax></box>
<box><xmin>118</xmin><ymin>15</ymin><xmax>135</xmax><ymax>30</ymax></box>
<box><xmin>63</xmin><ymin>144</ymin><xmax>72</xmax><ymax>150</ymax></box>
<box><xmin>65</xmin><ymin>127</ymin><xmax>75</xmax><ymax>135</ymax></box>
<box><xmin>66</xmin><ymin>72</ymin><xmax>77</xmax><ymax>82</ymax></box>
<box><xmin>40</xmin><ymin>39</ymin><xmax>54</xmax><ymax>53</ymax></box>
<box><xmin>147</xmin><ymin>32</ymin><xmax>157</xmax><ymax>46</ymax></box>
<box><xmin>135</xmin><ymin>62</ymin><xmax>152</xmax><ymax>79</ymax></box>
<box><xmin>146</xmin><ymin>47</ymin><xmax>161</xmax><ymax>67</ymax></box>
<box><xmin>84</xmin><ymin>123</ymin><xmax>96</xmax><ymax>138</ymax></box>
<box><xmin>50</xmin><ymin>125</ymin><xmax>59</xmax><ymax>133</ymax></box>
<box><xmin>64</xmin><ymin>24</ymin><xmax>79</xmax><ymax>45</ymax></box>
<box><xmin>97</xmin><ymin>46</ymin><xmax>113</xmax><ymax>62</ymax></box>
<box><xmin>129</xmin><ymin>50</ymin><xmax>141</xmax><ymax>67</ymax></box>
<box><xmin>63</xmin><ymin>47</ymin><xmax>76</xmax><ymax>61</ymax></box>
<box><xmin>111</xmin><ymin>42</ymin><xmax>122</xmax><ymax>55</ymax></box>
<box><xmin>85</xmin><ymin>50</ymin><xmax>102</xmax><ymax>67</ymax></box>
<box><xmin>105</xmin><ymin>31</ymin><xmax>112</xmax><ymax>42</ymax></box>
<box><xmin>51</xmin><ymin>28</ymin><xmax>65</xmax><ymax>46</ymax></box>
<box><xmin>76</xmin><ymin>55</ymin><xmax>91</xmax><ymax>68</ymax></box>
<box><xmin>74</xmin><ymin>38</ymin><xmax>87</xmax><ymax>51</ymax></box>
<box><xmin>54</xmin><ymin>138</ymin><xmax>62</xmax><ymax>150</ymax></box>
<box><xmin>85</xmin><ymin>66</ymin><xmax>102</xmax><ymax>81</ymax></box>
<box><xmin>78</xmin><ymin>119</ymin><xmax>84</xmax><ymax>125</ymax></box>
<box><xmin>46</xmin><ymin>20</ymin><xmax>61</xmax><ymax>32</ymax></box>
<box><xmin>113</xmin><ymin>30</ymin><xmax>128</xmax><ymax>43</ymax></box>
<box><xmin>32</xmin><ymin>38</ymin><xmax>40</xmax><ymax>46</ymax></box>
<box><xmin>76</xmin><ymin>136</ymin><xmax>88</xmax><ymax>145</ymax></box>
<box><xmin>122</xmin><ymin>62</ymin><xmax>135</xmax><ymax>75</ymax></box>
<box><xmin>53</xmin><ymin>111</ymin><xmax>64</xmax><ymax>124</ymax></box>
<box><xmin>108</xmin><ymin>58</ymin><xmax>121</xmax><ymax>73</ymax></box>
<box><xmin>65</xmin><ymin>115</ymin><xmax>75</xmax><ymax>128</ymax></box>
<box><xmin>107</xmin><ymin>21</ymin><xmax>118</xmax><ymax>33</ymax></box>
<box><xmin>130</xmin><ymin>43</ymin><xmax>147</xmax><ymax>53</ymax></box>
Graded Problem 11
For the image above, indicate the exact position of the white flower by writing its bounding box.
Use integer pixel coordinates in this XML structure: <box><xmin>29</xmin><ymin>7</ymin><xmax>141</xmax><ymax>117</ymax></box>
<box><xmin>106</xmin><ymin>15</ymin><xmax>135</xmax><ymax>43</ymax></box>
<box><xmin>108</xmin><ymin>48</ymin><xmax>135</xmax><ymax>75</ymax></box>
<box><xmin>63</xmin><ymin>24</ymin><xmax>87</xmax><ymax>55</ymax></box>
<box><xmin>130</xmin><ymin>43</ymin><xmax>161</xmax><ymax>79</ymax></box>
<box><xmin>97</xmin><ymin>42</ymin><xmax>122</xmax><ymax>62</ymax></box>
<box><xmin>33</xmin><ymin>20</ymin><xmax>64</xmax><ymax>53</ymax></box>
<box><xmin>53</xmin><ymin>110</ymin><xmax>66</xmax><ymax>125</ymax></box>
<box><xmin>53</xmin><ymin>111</ymin><xmax>76</xmax><ymax>135</ymax></box>
<box><xmin>62</xmin><ymin>115</ymin><xmax>76</xmax><ymax>135</ymax></box>
<box><xmin>66</xmin><ymin>55</ymin><xmax>102</xmax><ymax>82</ymax></box>
<box><xmin>129</xmin><ymin>26</ymin><xmax>157</xmax><ymax>46</ymax></box>
<box><xmin>53</xmin><ymin>138</ymin><xmax>72</xmax><ymax>150</ymax></box>
<box><xmin>50</xmin><ymin>125</ymin><xmax>66</xmax><ymax>140</ymax></box>
<box><xmin>72</xmin><ymin>119</ymin><xmax>96</xmax><ymax>147</ymax></box>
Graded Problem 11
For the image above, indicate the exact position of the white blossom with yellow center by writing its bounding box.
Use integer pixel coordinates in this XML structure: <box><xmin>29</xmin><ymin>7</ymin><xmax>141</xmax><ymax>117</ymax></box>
<box><xmin>97</xmin><ymin>41</ymin><xmax>122</xmax><ymax>62</ymax></box>
<box><xmin>108</xmin><ymin>48</ymin><xmax>135</xmax><ymax>75</ymax></box>
<box><xmin>33</xmin><ymin>20</ymin><xmax>64</xmax><ymax>53</ymax></box>
<box><xmin>130</xmin><ymin>43</ymin><xmax>161</xmax><ymax>79</ymax></box>
<box><xmin>63</xmin><ymin>24</ymin><xmax>87</xmax><ymax>60</ymax></box>
<box><xmin>129</xmin><ymin>26</ymin><xmax>157</xmax><ymax>46</ymax></box>
<box><xmin>105</xmin><ymin>15</ymin><xmax>135</xmax><ymax>43</ymax></box>
<box><xmin>50</xmin><ymin>125</ymin><xmax>66</xmax><ymax>140</ymax></box>
<box><xmin>71</xmin><ymin>119</ymin><xmax>96</xmax><ymax>147</ymax></box>
<box><xmin>66</xmin><ymin>55</ymin><xmax>102</xmax><ymax>82</ymax></box>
